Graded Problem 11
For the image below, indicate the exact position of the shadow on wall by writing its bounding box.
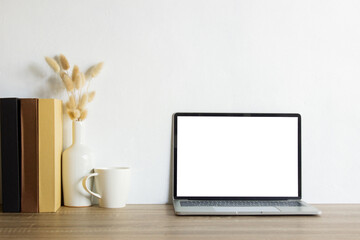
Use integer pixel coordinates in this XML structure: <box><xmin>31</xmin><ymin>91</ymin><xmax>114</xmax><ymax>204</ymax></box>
<box><xmin>27</xmin><ymin>61</ymin><xmax>72</xmax><ymax>150</ymax></box>
<box><xmin>28</xmin><ymin>62</ymin><xmax>64</xmax><ymax>99</ymax></box>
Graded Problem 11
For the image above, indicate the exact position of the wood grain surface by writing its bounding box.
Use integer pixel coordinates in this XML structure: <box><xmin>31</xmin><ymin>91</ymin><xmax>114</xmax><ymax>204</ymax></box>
<box><xmin>0</xmin><ymin>204</ymin><xmax>359</xmax><ymax>240</ymax></box>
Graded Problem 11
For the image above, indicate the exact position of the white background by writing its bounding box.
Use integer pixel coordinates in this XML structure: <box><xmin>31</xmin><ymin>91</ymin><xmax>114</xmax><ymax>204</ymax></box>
<box><xmin>177</xmin><ymin>116</ymin><xmax>298</xmax><ymax>197</ymax></box>
<box><xmin>0</xmin><ymin>0</ymin><xmax>360</xmax><ymax>203</ymax></box>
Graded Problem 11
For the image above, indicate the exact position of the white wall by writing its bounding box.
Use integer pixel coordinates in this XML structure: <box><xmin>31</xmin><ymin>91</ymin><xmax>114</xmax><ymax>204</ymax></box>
<box><xmin>1</xmin><ymin>0</ymin><xmax>360</xmax><ymax>204</ymax></box>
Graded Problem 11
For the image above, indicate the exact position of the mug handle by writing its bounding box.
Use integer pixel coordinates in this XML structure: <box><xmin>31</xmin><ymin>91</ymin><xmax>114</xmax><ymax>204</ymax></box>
<box><xmin>82</xmin><ymin>173</ymin><xmax>102</xmax><ymax>199</ymax></box>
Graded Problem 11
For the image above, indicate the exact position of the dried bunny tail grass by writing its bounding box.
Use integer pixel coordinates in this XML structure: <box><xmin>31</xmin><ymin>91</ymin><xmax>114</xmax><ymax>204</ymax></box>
<box><xmin>65</xmin><ymin>95</ymin><xmax>76</xmax><ymax>109</ymax></box>
<box><xmin>78</xmin><ymin>94</ymin><xmax>88</xmax><ymax>110</ymax></box>
<box><xmin>45</xmin><ymin>57</ymin><xmax>60</xmax><ymax>73</ymax></box>
<box><xmin>85</xmin><ymin>67</ymin><xmax>92</xmax><ymax>80</ymax></box>
<box><xmin>79</xmin><ymin>109</ymin><xmax>88</xmax><ymax>121</ymax></box>
<box><xmin>72</xmin><ymin>65</ymin><xmax>79</xmax><ymax>82</ymax></box>
<box><xmin>74</xmin><ymin>71</ymin><xmax>81</xmax><ymax>88</ymax></box>
<box><xmin>65</xmin><ymin>101</ymin><xmax>73</xmax><ymax>110</ymax></box>
<box><xmin>75</xmin><ymin>73</ymin><xmax>82</xmax><ymax>90</ymax></box>
<box><xmin>67</xmin><ymin>109</ymin><xmax>81</xmax><ymax>120</ymax></box>
<box><xmin>90</xmin><ymin>62</ymin><xmax>104</xmax><ymax>78</ymax></box>
<box><xmin>60</xmin><ymin>72</ymin><xmax>74</xmax><ymax>91</ymax></box>
<box><xmin>88</xmin><ymin>91</ymin><xmax>96</xmax><ymax>102</ymax></box>
<box><xmin>59</xmin><ymin>54</ymin><xmax>70</xmax><ymax>70</ymax></box>
<box><xmin>72</xmin><ymin>109</ymin><xmax>81</xmax><ymax>119</ymax></box>
<box><xmin>67</xmin><ymin>109</ymin><xmax>76</xmax><ymax>120</ymax></box>
<box><xmin>69</xmin><ymin>94</ymin><xmax>76</xmax><ymax>106</ymax></box>
<box><xmin>80</xmin><ymin>72</ymin><xmax>86</xmax><ymax>87</ymax></box>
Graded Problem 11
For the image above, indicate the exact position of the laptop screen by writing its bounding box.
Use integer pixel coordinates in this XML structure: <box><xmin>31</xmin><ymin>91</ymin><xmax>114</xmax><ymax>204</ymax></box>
<box><xmin>174</xmin><ymin>113</ymin><xmax>301</xmax><ymax>199</ymax></box>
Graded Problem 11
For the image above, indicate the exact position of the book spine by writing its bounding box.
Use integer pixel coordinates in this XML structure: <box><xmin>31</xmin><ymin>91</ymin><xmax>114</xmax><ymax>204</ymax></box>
<box><xmin>54</xmin><ymin>99</ymin><xmax>62</xmax><ymax>210</ymax></box>
<box><xmin>38</xmin><ymin>99</ymin><xmax>62</xmax><ymax>212</ymax></box>
<box><xmin>20</xmin><ymin>99</ymin><xmax>39</xmax><ymax>213</ymax></box>
<box><xmin>0</xmin><ymin>98</ymin><xmax>21</xmax><ymax>212</ymax></box>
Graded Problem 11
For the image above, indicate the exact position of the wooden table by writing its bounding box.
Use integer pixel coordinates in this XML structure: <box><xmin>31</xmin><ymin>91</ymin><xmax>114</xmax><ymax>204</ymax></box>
<box><xmin>0</xmin><ymin>204</ymin><xmax>359</xmax><ymax>239</ymax></box>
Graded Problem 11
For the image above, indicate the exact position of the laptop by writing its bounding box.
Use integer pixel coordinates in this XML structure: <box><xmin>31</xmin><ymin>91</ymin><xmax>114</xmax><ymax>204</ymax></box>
<box><xmin>172</xmin><ymin>113</ymin><xmax>321</xmax><ymax>215</ymax></box>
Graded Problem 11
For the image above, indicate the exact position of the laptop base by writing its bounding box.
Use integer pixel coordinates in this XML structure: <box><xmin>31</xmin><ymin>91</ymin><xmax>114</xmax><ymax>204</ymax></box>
<box><xmin>173</xmin><ymin>199</ymin><xmax>321</xmax><ymax>216</ymax></box>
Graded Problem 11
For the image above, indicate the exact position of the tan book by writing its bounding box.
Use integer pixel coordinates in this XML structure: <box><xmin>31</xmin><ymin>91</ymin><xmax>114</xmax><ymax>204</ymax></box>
<box><xmin>20</xmin><ymin>99</ymin><xmax>39</xmax><ymax>213</ymax></box>
<box><xmin>38</xmin><ymin>99</ymin><xmax>63</xmax><ymax>212</ymax></box>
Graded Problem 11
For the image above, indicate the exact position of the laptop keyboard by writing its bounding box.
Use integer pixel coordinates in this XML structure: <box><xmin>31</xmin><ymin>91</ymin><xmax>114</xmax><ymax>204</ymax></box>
<box><xmin>180</xmin><ymin>200</ymin><xmax>303</xmax><ymax>207</ymax></box>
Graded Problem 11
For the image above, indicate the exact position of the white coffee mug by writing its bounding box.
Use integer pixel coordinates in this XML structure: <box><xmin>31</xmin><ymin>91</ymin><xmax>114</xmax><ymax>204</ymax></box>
<box><xmin>82</xmin><ymin>167</ymin><xmax>131</xmax><ymax>208</ymax></box>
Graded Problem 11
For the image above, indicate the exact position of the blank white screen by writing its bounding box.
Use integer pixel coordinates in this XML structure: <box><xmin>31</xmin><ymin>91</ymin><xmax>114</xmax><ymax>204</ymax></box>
<box><xmin>176</xmin><ymin>116</ymin><xmax>299</xmax><ymax>197</ymax></box>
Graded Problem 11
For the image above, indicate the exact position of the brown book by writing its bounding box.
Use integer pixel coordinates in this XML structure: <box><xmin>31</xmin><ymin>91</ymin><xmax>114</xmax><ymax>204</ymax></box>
<box><xmin>20</xmin><ymin>99</ymin><xmax>39</xmax><ymax>213</ymax></box>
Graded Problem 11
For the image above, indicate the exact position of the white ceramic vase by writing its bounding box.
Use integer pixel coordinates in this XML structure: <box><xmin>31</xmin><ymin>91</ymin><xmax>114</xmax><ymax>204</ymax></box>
<box><xmin>62</xmin><ymin>121</ymin><xmax>94</xmax><ymax>207</ymax></box>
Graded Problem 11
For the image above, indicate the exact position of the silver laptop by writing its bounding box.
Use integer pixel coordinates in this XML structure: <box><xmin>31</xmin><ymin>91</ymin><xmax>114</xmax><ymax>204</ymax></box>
<box><xmin>172</xmin><ymin>113</ymin><xmax>321</xmax><ymax>215</ymax></box>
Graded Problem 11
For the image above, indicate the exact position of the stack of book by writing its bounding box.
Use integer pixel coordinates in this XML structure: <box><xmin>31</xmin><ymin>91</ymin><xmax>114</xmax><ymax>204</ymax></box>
<box><xmin>0</xmin><ymin>98</ymin><xmax>63</xmax><ymax>213</ymax></box>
